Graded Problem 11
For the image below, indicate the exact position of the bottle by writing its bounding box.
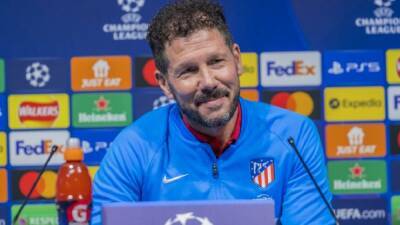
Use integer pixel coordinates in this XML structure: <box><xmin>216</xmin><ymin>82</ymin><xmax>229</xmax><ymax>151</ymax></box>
<box><xmin>56</xmin><ymin>137</ymin><xmax>92</xmax><ymax>225</ymax></box>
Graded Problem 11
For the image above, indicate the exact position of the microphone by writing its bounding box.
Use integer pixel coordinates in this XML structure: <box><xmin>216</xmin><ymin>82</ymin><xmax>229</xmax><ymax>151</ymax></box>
<box><xmin>12</xmin><ymin>145</ymin><xmax>59</xmax><ymax>225</ymax></box>
<box><xmin>287</xmin><ymin>137</ymin><xmax>339</xmax><ymax>225</ymax></box>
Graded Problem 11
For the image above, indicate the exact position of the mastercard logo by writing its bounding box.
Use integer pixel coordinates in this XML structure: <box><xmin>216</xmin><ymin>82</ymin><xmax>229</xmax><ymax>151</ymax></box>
<box><xmin>135</xmin><ymin>57</ymin><xmax>159</xmax><ymax>87</ymax></box>
<box><xmin>12</xmin><ymin>170</ymin><xmax>57</xmax><ymax>200</ymax></box>
<box><xmin>391</xmin><ymin>125</ymin><xmax>400</xmax><ymax>155</ymax></box>
<box><xmin>262</xmin><ymin>90</ymin><xmax>320</xmax><ymax>119</ymax></box>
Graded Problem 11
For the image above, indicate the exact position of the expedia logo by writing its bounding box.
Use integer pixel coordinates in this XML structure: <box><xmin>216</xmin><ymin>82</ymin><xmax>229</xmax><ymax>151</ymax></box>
<box><xmin>9</xmin><ymin>130</ymin><xmax>69</xmax><ymax>166</ymax></box>
<box><xmin>262</xmin><ymin>90</ymin><xmax>320</xmax><ymax>119</ymax></box>
<box><xmin>8</xmin><ymin>94</ymin><xmax>69</xmax><ymax>129</ymax></box>
<box><xmin>324</xmin><ymin>87</ymin><xmax>385</xmax><ymax>121</ymax></box>
<box><xmin>333</xmin><ymin>198</ymin><xmax>387</xmax><ymax>225</ymax></box>
<box><xmin>18</xmin><ymin>101</ymin><xmax>59</xmax><ymax>123</ymax></box>
<box><xmin>260</xmin><ymin>51</ymin><xmax>321</xmax><ymax>87</ymax></box>
<box><xmin>134</xmin><ymin>57</ymin><xmax>158</xmax><ymax>87</ymax></box>
<box><xmin>12</xmin><ymin>169</ymin><xmax>58</xmax><ymax>200</ymax></box>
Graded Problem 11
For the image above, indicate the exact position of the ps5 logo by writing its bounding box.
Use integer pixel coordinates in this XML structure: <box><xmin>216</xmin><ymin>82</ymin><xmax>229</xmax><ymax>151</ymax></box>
<box><xmin>328</xmin><ymin>61</ymin><xmax>381</xmax><ymax>75</ymax></box>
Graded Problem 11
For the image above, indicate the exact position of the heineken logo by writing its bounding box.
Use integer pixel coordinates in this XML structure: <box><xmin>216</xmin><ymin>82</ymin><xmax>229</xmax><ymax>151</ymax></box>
<box><xmin>328</xmin><ymin>160</ymin><xmax>387</xmax><ymax>194</ymax></box>
<box><xmin>72</xmin><ymin>93</ymin><xmax>132</xmax><ymax>128</ymax></box>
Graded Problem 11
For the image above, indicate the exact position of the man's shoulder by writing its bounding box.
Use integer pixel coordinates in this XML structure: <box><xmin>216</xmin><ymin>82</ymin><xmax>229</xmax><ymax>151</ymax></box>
<box><xmin>114</xmin><ymin>104</ymin><xmax>176</xmax><ymax>148</ymax></box>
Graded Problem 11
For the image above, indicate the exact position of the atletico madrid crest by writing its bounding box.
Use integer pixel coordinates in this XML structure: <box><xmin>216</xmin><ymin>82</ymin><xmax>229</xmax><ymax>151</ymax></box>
<box><xmin>250</xmin><ymin>158</ymin><xmax>275</xmax><ymax>188</ymax></box>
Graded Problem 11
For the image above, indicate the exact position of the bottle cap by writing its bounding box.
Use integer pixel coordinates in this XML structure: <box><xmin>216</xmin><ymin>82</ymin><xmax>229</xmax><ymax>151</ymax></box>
<box><xmin>64</xmin><ymin>137</ymin><xmax>83</xmax><ymax>161</ymax></box>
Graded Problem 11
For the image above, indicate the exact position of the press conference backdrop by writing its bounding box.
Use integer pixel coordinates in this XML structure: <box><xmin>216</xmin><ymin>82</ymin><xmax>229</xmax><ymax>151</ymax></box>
<box><xmin>0</xmin><ymin>0</ymin><xmax>399</xmax><ymax>224</ymax></box>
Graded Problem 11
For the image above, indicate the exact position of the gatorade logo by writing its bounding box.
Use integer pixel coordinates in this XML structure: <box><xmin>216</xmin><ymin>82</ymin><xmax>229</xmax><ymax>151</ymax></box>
<box><xmin>386</xmin><ymin>49</ymin><xmax>400</xmax><ymax>84</ymax></box>
<box><xmin>71</xmin><ymin>56</ymin><xmax>132</xmax><ymax>91</ymax></box>
<box><xmin>262</xmin><ymin>90</ymin><xmax>320</xmax><ymax>119</ymax></box>
<box><xmin>8</xmin><ymin>94</ymin><xmax>69</xmax><ymax>129</ymax></box>
<box><xmin>10</xmin><ymin>130</ymin><xmax>69</xmax><ymax>166</ymax></box>
<box><xmin>67</xmin><ymin>201</ymin><xmax>91</xmax><ymax>223</ymax></box>
<box><xmin>134</xmin><ymin>57</ymin><xmax>158</xmax><ymax>87</ymax></box>
<box><xmin>12</xmin><ymin>169</ymin><xmax>57</xmax><ymax>200</ymax></box>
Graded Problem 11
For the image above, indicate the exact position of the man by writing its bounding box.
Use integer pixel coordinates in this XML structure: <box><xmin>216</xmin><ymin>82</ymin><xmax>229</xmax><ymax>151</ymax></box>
<box><xmin>92</xmin><ymin>0</ymin><xmax>334</xmax><ymax>224</ymax></box>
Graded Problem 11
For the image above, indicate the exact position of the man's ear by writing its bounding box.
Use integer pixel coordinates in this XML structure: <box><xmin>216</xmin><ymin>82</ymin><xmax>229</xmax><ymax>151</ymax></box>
<box><xmin>232</xmin><ymin>43</ymin><xmax>243</xmax><ymax>75</ymax></box>
<box><xmin>156</xmin><ymin>70</ymin><xmax>174</xmax><ymax>99</ymax></box>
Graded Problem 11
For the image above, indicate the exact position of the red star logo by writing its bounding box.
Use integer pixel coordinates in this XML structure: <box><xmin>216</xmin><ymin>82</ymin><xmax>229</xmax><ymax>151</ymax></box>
<box><xmin>349</xmin><ymin>163</ymin><xmax>365</xmax><ymax>179</ymax></box>
<box><xmin>94</xmin><ymin>96</ymin><xmax>109</xmax><ymax>111</ymax></box>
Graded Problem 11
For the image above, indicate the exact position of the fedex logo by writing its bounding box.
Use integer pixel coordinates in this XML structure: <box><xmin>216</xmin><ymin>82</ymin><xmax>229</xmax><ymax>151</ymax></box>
<box><xmin>10</xmin><ymin>130</ymin><xmax>69</xmax><ymax>166</ymax></box>
<box><xmin>15</xmin><ymin>140</ymin><xmax>60</xmax><ymax>155</ymax></box>
<box><xmin>266</xmin><ymin>60</ymin><xmax>315</xmax><ymax>76</ymax></box>
<box><xmin>261</xmin><ymin>51</ymin><xmax>321</xmax><ymax>87</ymax></box>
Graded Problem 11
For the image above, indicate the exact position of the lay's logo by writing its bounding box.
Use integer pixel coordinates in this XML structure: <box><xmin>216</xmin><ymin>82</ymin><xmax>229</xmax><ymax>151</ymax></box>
<box><xmin>8</xmin><ymin>94</ymin><xmax>69</xmax><ymax>129</ymax></box>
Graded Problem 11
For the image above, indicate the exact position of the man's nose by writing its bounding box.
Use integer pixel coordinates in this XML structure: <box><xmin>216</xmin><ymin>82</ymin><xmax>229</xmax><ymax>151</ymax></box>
<box><xmin>198</xmin><ymin>66</ymin><xmax>218</xmax><ymax>91</ymax></box>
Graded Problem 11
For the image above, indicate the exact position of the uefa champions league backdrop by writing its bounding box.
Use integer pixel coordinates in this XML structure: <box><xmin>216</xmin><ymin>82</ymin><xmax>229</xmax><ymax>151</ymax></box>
<box><xmin>0</xmin><ymin>0</ymin><xmax>400</xmax><ymax>224</ymax></box>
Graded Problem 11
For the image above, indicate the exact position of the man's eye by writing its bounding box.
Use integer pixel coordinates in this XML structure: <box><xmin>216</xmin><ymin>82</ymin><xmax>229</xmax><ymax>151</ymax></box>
<box><xmin>210</xmin><ymin>59</ymin><xmax>224</xmax><ymax>65</ymax></box>
<box><xmin>180</xmin><ymin>67</ymin><xmax>197</xmax><ymax>76</ymax></box>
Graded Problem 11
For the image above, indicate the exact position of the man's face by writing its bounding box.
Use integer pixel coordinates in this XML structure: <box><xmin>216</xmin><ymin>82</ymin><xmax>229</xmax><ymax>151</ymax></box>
<box><xmin>158</xmin><ymin>28</ymin><xmax>242</xmax><ymax>128</ymax></box>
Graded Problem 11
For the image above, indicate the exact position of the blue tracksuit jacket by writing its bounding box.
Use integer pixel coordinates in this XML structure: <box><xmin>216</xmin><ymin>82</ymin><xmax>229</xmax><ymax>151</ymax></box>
<box><xmin>92</xmin><ymin>98</ymin><xmax>334</xmax><ymax>225</ymax></box>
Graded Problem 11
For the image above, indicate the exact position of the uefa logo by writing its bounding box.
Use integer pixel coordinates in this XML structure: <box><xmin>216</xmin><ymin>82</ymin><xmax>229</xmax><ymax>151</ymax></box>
<box><xmin>164</xmin><ymin>212</ymin><xmax>213</xmax><ymax>225</ymax></box>
<box><xmin>25</xmin><ymin>62</ymin><xmax>51</xmax><ymax>88</ymax></box>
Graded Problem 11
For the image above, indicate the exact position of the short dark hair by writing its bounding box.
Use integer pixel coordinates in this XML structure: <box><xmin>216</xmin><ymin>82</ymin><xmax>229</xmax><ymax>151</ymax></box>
<box><xmin>147</xmin><ymin>0</ymin><xmax>234</xmax><ymax>74</ymax></box>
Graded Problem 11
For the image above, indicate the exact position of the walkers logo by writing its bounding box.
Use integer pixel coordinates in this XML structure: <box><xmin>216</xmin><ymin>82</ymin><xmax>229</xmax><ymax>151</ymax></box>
<box><xmin>328</xmin><ymin>160</ymin><xmax>387</xmax><ymax>194</ymax></box>
<box><xmin>388</xmin><ymin>86</ymin><xmax>400</xmax><ymax>120</ymax></box>
<box><xmin>391</xmin><ymin>125</ymin><xmax>400</xmax><ymax>155</ymax></box>
<box><xmin>392</xmin><ymin>196</ymin><xmax>400</xmax><ymax>225</ymax></box>
<box><xmin>324</xmin><ymin>86</ymin><xmax>385</xmax><ymax>121</ymax></box>
<box><xmin>0</xmin><ymin>132</ymin><xmax>6</xmax><ymax>166</ymax></box>
<box><xmin>6</xmin><ymin>59</ymin><xmax>68</xmax><ymax>92</ymax></box>
<box><xmin>355</xmin><ymin>0</ymin><xmax>400</xmax><ymax>35</ymax></box>
<box><xmin>0</xmin><ymin>59</ymin><xmax>4</xmax><ymax>93</ymax></box>
<box><xmin>240</xmin><ymin>53</ymin><xmax>258</xmax><ymax>87</ymax></box>
<box><xmin>134</xmin><ymin>57</ymin><xmax>158</xmax><ymax>87</ymax></box>
<box><xmin>392</xmin><ymin>161</ymin><xmax>400</xmax><ymax>192</ymax></box>
<box><xmin>0</xmin><ymin>169</ymin><xmax>7</xmax><ymax>202</ymax></box>
<box><xmin>12</xmin><ymin>204</ymin><xmax>57</xmax><ymax>225</ymax></box>
<box><xmin>262</xmin><ymin>90</ymin><xmax>320</xmax><ymax>119</ymax></box>
<box><xmin>240</xmin><ymin>89</ymin><xmax>259</xmax><ymax>101</ymax></box>
<box><xmin>72</xmin><ymin>92</ymin><xmax>132</xmax><ymax>127</ymax></box>
<box><xmin>71</xmin><ymin>129</ymin><xmax>119</xmax><ymax>164</ymax></box>
<box><xmin>71</xmin><ymin>56</ymin><xmax>132</xmax><ymax>91</ymax></box>
<box><xmin>386</xmin><ymin>49</ymin><xmax>400</xmax><ymax>84</ymax></box>
<box><xmin>260</xmin><ymin>51</ymin><xmax>321</xmax><ymax>87</ymax></box>
<box><xmin>0</xmin><ymin>95</ymin><xmax>5</xmax><ymax>130</ymax></box>
<box><xmin>8</xmin><ymin>94</ymin><xmax>70</xmax><ymax>129</ymax></box>
<box><xmin>102</xmin><ymin>0</ymin><xmax>149</xmax><ymax>41</ymax></box>
<box><xmin>9</xmin><ymin>130</ymin><xmax>69</xmax><ymax>166</ymax></box>
<box><xmin>333</xmin><ymin>198</ymin><xmax>387</xmax><ymax>225</ymax></box>
<box><xmin>326</xmin><ymin>124</ymin><xmax>386</xmax><ymax>159</ymax></box>
<box><xmin>12</xmin><ymin>169</ymin><xmax>58</xmax><ymax>201</ymax></box>
<box><xmin>324</xmin><ymin>50</ymin><xmax>384</xmax><ymax>85</ymax></box>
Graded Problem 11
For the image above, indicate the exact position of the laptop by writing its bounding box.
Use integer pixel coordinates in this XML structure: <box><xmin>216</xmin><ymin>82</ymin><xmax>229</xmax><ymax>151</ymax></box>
<box><xmin>102</xmin><ymin>200</ymin><xmax>275</xmax><ymax>225</ymax></box>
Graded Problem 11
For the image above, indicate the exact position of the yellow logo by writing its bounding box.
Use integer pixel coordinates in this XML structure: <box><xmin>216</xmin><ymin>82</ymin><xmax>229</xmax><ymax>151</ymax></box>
<box><xmin>0</xmin><ymin>132</ymin><xmax>6</xmax><ymax>166</ymax></box>
<box><xmin>386</xmin><ymin>49</ymin><xmax>400</xmax><ymax>84</ymax></box>
<box><xmin>8</xmin><ymin>94</ymin><xmax>70</xmax><ymax>129</ymax></box>
<box><xmin>324</xmin><ymin>86</ymin><xmax>385</xmax><ymax>121</ymax></box>
<box><xmin>240</xmin><ymin>53</ymin><xmax>258</xmax><ymax>87</ymax></box>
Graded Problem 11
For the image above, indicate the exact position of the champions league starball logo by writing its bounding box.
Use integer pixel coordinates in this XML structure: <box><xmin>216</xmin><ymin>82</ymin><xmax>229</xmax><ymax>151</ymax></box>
<box><xmin>164</xmin><ymin>212</ymin><xmax>214</xmax><ymax>225</ymax></box>
<box><xmin>102</xmin><ymin>0</ymin><xmax>148</xmax><ymax>40</ymax></box>
<box><xmin>354</xmin><ymin>0</ymin><xmax>400</xmax><ymax>35</ymax></box>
